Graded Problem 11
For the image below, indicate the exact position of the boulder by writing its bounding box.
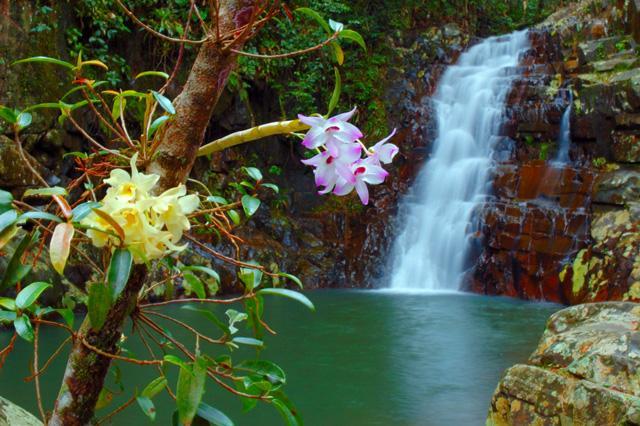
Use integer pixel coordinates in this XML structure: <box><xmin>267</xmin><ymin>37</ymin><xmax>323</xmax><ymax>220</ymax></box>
<box><xmin>487</xmin><ymin>302</ymin><xmax>640</xmax><ymax>426</ymax></box>
<box><xmin>0</xmin><ymin>396</ymin><xmax>42</xmax><ymax>426</ymax></box>
<box><xmin>0</xmin><ymin>135</ymin><xmax>44</xmax><ymax>193</ymax></box>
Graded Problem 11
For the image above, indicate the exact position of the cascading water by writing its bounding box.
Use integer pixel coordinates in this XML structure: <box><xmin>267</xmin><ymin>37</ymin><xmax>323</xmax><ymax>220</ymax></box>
<box><xmin>389</xmin><ymin>31</ymin><xmax>531</xmax><ymax>291</ymax></box>
<box><xmin>554</xmin><ymin>89</ymin><xmax>573</xmax><ymax>163</ymax></box>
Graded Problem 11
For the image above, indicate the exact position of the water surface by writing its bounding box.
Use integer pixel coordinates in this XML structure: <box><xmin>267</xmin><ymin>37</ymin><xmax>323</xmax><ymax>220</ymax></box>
<box><xmin>0</xmin><ymin>291</ymin><xmax>559</xmax><ymax>425</ymax></box>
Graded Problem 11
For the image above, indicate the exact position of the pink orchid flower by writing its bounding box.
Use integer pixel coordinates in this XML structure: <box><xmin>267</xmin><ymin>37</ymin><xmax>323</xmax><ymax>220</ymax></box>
<box><xmin>369</xmin><ymin>128</ymin><xmax>399</xmax><ymax>165</ymax></box>
<box><xmin>298</xmin><ymin>108</ymin><xmax>363</xmax><ymax>157</ymax></box>
<box><xmin>332</xmin><ymin>157</ymin><xmax>389</xmax><ymax>205</ymax></box>
<box><xmin>301</xmin><ymin>141</ymin><xmax>362</xmax><ymax>194</ymax></box>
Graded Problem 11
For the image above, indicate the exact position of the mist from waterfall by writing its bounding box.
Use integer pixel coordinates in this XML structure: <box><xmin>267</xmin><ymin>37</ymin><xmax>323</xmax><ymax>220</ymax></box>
<box><xmin>389</xmin><ymin>31</ymin><xmax>531</xmax><ymax>291</ymax></box>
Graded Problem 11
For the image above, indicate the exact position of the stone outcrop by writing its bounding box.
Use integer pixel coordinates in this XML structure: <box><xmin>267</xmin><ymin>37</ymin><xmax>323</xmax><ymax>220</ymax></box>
<box><xmin>487</xmin><ymin>302</ymin><xmax>640</xmax><ymax>425</ymax></box>
<box><xmin>0</xmin><ymin>396</ymin><xmax>42</xmax><ymax>426</ymax></box>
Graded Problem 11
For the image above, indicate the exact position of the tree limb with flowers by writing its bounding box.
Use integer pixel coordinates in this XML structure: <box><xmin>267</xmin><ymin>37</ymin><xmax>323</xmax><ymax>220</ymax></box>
<box><xmin>0</xmin><ymin>1</ymin><xmax>398</xmax><ymax>425</ymax></box>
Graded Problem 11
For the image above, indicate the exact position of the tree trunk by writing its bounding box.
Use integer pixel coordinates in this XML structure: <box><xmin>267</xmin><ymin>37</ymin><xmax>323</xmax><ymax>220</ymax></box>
<box><xmin>49</xmin><ymin>1</ymin><xmax>255</xmax><ymax>424</ymax></box>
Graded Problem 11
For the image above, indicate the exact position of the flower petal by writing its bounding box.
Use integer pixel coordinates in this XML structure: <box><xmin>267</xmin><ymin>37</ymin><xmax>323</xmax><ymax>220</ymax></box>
<box><xmin>298</xmin><ymin>114</ymin><xmax>326</xmax><ymax>127</ymax></box>
<box><xmin>355</xmin><ymin>180</ymin><xmax>370</xmax><ymax>205</ymax></box>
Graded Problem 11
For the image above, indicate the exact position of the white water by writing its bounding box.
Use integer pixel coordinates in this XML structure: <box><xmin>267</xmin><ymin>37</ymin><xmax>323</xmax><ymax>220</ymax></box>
<box><xmin>390</xmin><ymin>31</ymin><xmax>530</xmax><ymax>291</ymax></box>
<box><xmin>554</xmin><ymin>90</ymin><xmax>573</xmax><ymax>163</ymax></box>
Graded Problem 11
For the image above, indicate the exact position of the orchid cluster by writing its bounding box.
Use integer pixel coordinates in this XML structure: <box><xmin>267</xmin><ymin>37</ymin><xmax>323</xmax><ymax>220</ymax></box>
<box><xmin>82</xmin><ymin>154</ymin><xmax>199</xmax><ymax>263</ymax></box>
<box><xmin>298</xmin><ymin>108</ymin><xmax>398</xmax><ymax>205</ymax></box>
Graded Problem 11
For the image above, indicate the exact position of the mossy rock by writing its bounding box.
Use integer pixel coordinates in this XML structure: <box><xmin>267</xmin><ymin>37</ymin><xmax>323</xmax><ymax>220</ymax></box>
<box><xmin>488</xmin><ymin>302</ymin><xmax>640</xmax><ymax>426</ymax></box>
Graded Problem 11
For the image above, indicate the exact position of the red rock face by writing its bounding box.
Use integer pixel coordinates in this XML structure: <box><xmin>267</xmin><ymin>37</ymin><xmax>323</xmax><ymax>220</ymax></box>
<box><xmin>466</xmin><ymin>30</ymin><xmax>603</xmax><ymax>303</ymax></box>
<box><xmin>469</xmin><ymin>161</ymin><xmax>599</xmax><ymax>303</ymax></box>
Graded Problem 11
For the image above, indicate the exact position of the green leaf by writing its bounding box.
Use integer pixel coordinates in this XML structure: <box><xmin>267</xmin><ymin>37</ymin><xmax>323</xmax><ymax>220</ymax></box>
<box><xmin>328</xmin><ymin>19</ymin><xmax>344</xmax><ymax>32</ymax></box>
<box><xmin>12</xmin><ymin>56</ymin><xmax>75</xmax><ymax>69</ymax></box>
<box><xmin>182</xmin><ymin>266</ymin><xmax>220</xmax><ymax>283</ymax></box>
<box><xmin>16</xmin><ymin>112</ymin><xmax>32</xmax><ymax>130</ymax></box>
<box><xmin>231</xmin><ymin>337</ymin><xmax>264</xmax><ymax>347</ymax></box>
<box><xmin>206</xmin><ymin>195</ymin><xmax>228</xmax><ymax>205</ymax></box>
<box><xmin>330</xmin><ymin>41</ymin><xmax>344</xmax><ymax>65</ymax></box>
<box><xmin>136</xmin><ymin>396</ymin><xmax>157</xmax><ymax>421</ymax></box>
<box><xmin>55</xmin><ymin>308</ymin><xmax>74</xmax><ymax>328</ymax></box>
<box><xmin>88</xmin><ymin>282</ymin><xmax>112</xmax><ymax>330</ymax></box>
<box><xmin>239</xmin><ymin>264</ymin><xmax>263</xmax><ymax>291</ymax></box>
<box><xmin>0</xmin><ymin>231</ymin><xmax>38</xmax><ymax>291</ymax></box>
<box><xmin>142</xmin><ymin>376</ymin><xmax>168</xmax><ymax>399</ymax></box>
<box><xmin>15</xmin><ymin>282</ymin><xmax>51</xmax><ymax>310</ymax></box>
<box><xmin>241</xmin><ymin>195</ymin><xmax>261</xmax><ymax>217</ymax></box>
<box><xmin>243</xmin><ymin>167</ymin><xmax>263</xmax><ymax>182</ymax></box>
<box><xmin>71</xmin><ymin>202</ymin><xmax>102</xmax><ymax>222</ymax></box>
<box><xmin>17</xmin><ymin>211</ymin><xmax>62</xmax><ymax>224</ymax></box>
<box><xmin>225</xmin><ymin>309</ymin><xmax>247</xmax><ymax>334</ymax></box>
<box><xmin>196</xmin><ymin>403</ymin><xmax>234</xmax><ymax>426</ymax></box>
<box><xmin>181</xmin><ymin>306</ymin><xmax>230</xmax><ymax>336</ymax></box>
<box><xmin>327</xmin><ymin>67</ymin><xmax>342</xmax><ymax>116</ymax></box>
<box><xmin>227</xmin><ymin>210</ymin><xmax>241</xmax><ymax>225</ymax></box>
<box><xmin>0</xmin><ymin>107</ymin><xmax>18</xmax><ymax>124</ymax></box>
<box><xmin>148</xmin><ymin>115</ymin><xmax>170</xmax><ymax>137</ymax></box>
<box><xmin>23</xmin><ymin>186</ymin><xmax>67</xmax><ymax>197</ymax></box>
<box><xmin>237</xmin><ymin>360</ymin><xmax>286</xmax><ymax>388</ymax></box>
<box><xmin>111</xmin><ymin>95</ymin><xmax>126</xmax><ymax>121</ymax></box>
<box><xmin>14</xmin><ymin>315</ymin><xmax>34</xmax><ymax>342</ymax></box>
<box><xmin>0</xmin><ymin>310</ymin><xmax>17</xmax><ymax>324</ymax></box>
<box><xmin>338</xmin><ymin>29</ymin><xmax>367</xmax><ymax>51</ymax></box>
<box><xmin>296</xmin><ymin>7</ymin><xmax>331</xmax><ymax>34</ymax></box>
<box><xmin>135</xmin><ymin>71</ymin><xmax>170</xmax><ymax>80</ymax></box>
<box><xmin>152</xmin><ymin>91</ymin><xmax>176</xmax><ymax>115</ymax></box>
<box><xmin>0</xmin><ymin>210</ymin><xmax>18</xmax><ymax>235</ymax></box>
<box><xmin>164</xmin><ymin>355</ymin><xmax>189</xmax><ymax>370</ymax></box>
<box><xmin>177</xmin><ymin>357</ymin><xmax>207</xmax><ymax>426</ymax></box>
<box><xmin>278</xmin><ymin>273</ymin><xmax>303</xmax><ymax>289</ymax></box>
<box><xmin>0</xmin><ymin>189</ymin><xmax>13</xmax><ymax>207</ymax></box>
<box><xmin>257</xmin><ymin>288</ymin><xmax>315</xmax><ymax>311</ymax></box>
<box><xmin>183</xmin><ymin>273</ymin><xmax>206</xmax><ymax>299</ymax></box>
<box><xmin>261</xmin><ymin>183</ymin><xmax>279</xmax><ymax>193</ymax></box>
<box><xmin>107</xmin><ymin>248</ymin><xmax>133</xmax><ymax>299</ymax></box>
<box><xmin>0</xmin><ymin>298</ymin><xmax>16</xmax><ymax>311</ymax></box>
<box><xmin>50</xmin><ymin>222</ymin><xmax>74</xmax><ymax>275</ymax></box>
<box><xmin>272</xmin><ymin>398</ymin><xmax>302</xmax><ymax>426</ymax></box>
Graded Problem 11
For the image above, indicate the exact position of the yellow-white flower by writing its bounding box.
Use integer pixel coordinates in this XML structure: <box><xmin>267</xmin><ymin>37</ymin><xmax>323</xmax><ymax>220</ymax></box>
<box><xmin>82</xmin><ymin>154</ymin><xmax>199</xmax><ymax>263</ymax></box>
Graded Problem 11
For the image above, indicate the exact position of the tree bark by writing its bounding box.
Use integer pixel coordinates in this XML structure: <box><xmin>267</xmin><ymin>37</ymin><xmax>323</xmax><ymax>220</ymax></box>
<box><xmin>49</xmin><ymin>1</ymin><xmax>255</xmax><ymax>424</ymax></box>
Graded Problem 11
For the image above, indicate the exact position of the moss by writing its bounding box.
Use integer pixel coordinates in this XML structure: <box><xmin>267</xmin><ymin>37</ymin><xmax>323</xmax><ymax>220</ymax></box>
<box><xmin>571</xmin><ymin>249</ymin><xmax>589</xmax><ymax>295</ymax></box>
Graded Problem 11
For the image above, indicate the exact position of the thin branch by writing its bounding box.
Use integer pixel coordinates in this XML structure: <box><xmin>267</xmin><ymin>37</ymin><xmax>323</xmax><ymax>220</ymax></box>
<box><xmin>185</xmin><ymin>234</ymin><xmax>278</xmax><ymax>276</ymax></box>
<box><xmin>80</xmin><ymin>337</ymin><xmax>163</xmax><ymax>365</ymax></box>
<box><xmin>32</xmin><ymin>322</ymin><xmax>46</xmax><ymax>423</ymax></box>
<box><xmin>95</xmin><ymin>394</ymin><xmax>137</xmax><ymax>425</ymax></box>
<box><xmin>140</xmin><ymin>293</ymin><xmax>248</xmax><ymax>309</ymax></box>
<box><xmin>67</xmin><ymin>114</ymin><xmax>128</xmax><ymax>159</ymax></box>
<box><xmin>141</xmin><ymin>310</ymin><xmax>225</xmax><ymax>344</ymax></box>
<box><xmin>25</xmin><ymin>336</ymin><xmax>72</xmax><ymax>382</ymax></box>
<box><xmin>137</xmin><ymin>327</ymin><xmax>176</xmax><ymax>400</ymax></box>
<box><xmin>115</xmin><ymin>0</ymin><xmax>208</xmax><ymax>44</ymax></box>
<box><xmin>230</xmin><ymin>32</ymin><xmax>338</xmax><ymax>59</ymax></box>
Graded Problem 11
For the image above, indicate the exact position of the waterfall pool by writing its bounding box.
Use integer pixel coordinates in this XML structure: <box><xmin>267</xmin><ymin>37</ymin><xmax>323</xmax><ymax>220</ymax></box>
<box><xmin>0</xmin><ymin>291</ymin><xmax>559</xmax><ymax>425</ymax></box>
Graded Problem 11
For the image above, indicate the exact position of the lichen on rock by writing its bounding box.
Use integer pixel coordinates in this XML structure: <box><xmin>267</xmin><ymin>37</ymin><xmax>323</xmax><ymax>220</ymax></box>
<box><xmin>488</xmin><ymin>302</ymin><xmax>640</xmax><ymax>425</ymax></box>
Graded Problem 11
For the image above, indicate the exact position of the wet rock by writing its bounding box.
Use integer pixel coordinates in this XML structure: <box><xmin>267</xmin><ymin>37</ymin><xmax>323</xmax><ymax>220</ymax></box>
<box><xmin>0</xmin><ymin>396</ymin><xmax>42</xmax><ymax>426</ymax></box>
<box><xmin>593</xmin><ymin>167</ymin><xmax>640</xmax><ymax>205</ymax></box>
<box><xmin>611</xmin><ymin>132</ymin><xmax>640</xmax><ymax>162</ymax></box>
<box><xmin>488</xmin><ymin>302</ymin><xmax>640</xmax><ymax>425</ymax></box>
<box><xmin>558</xmin><ymin>208</ymin><xmax>640</xmax><ymax>303</ymax></box>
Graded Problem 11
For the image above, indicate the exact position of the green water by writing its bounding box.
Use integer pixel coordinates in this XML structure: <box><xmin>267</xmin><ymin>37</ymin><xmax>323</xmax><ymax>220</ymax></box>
<box><xmin>0</xmin><ymin>291</ymin><xmax>559</xmax><ymax>425</ymax></box>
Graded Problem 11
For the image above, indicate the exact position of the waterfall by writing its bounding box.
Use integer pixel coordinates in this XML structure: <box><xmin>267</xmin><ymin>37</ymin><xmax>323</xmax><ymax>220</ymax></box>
<box><xmin>554</xmin><ymin>90</ymin><xmax>573</xmax><ymax>163</ymax></box>
<box><xmin>389</xmin><ymin>31</ymin><xmax>531</xmax><ymax>291</ymax></box>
